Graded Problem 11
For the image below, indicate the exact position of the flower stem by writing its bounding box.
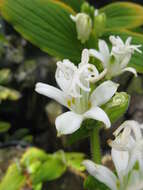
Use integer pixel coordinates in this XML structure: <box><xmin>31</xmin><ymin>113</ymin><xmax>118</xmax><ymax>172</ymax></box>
<box><xmin>90</xmin><ymin>127</ymin><xmax>101</xmax><ymax>164</ymax></box>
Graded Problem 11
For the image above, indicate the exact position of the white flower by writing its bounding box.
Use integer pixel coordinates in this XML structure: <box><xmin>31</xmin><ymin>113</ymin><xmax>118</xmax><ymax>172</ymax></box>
<box><xmin>110</xmin><ymin>120</ymin><xmax>143</xmax><ymax>174</ymax></box>
<box><xmin>83</xmin><ymin>159</ymin><xmax>143</xmax><ymax>190</ymax></box>
<box><xmin>83</xmin><ymin>120</ymin><xmax>143</xmax><ymax>190</ymax></box>
<box><xmin>70</xmin><ymin>13</ymin><xmax>92</xmax><ymax>43</ymax></box>
<box><xmin>35</xmin><ymin>49</ymin><xmax>118</xmax><ymax>135</ymax></box>
<box><xmin>89</xmin><ymin>36</ymin><xmax>141</xmax><ymax>78</ymax></box>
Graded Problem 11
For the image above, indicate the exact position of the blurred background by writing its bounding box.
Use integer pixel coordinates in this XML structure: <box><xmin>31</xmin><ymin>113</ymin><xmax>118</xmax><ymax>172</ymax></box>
<box><xmin>0</xmin><ymin>0</ymin><xmax>143</xmax><ymax>189</ymax></box>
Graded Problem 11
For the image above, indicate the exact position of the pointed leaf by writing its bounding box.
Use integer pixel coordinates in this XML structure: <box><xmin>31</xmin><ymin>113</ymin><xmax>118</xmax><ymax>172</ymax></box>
<box><xmin>0</xmin><ymin>0</ymin><xmax>82</xmax><ymax>62</ymax></box>
<box><xmin>0</xmin><ymin>121</ymin><xmax>11</xmax><ymax>133</ymax></box>
<box><xmin>0</xmin><ymin>163</ymin><xmax>26</xmax><ymax>190</ymax></box>
<box><xmin>100</xmin><ymin>2</ymin><xmax>143</xmax><ymax>29</ymax></box>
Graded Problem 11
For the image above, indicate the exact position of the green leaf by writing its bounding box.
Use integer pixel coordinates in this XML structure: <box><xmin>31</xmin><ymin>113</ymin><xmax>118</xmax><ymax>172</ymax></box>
<box><xmin>0</xmin><ymin>69</ymin><xmax>11</xmax><ymax>85</ymax></box>
<box><xmin>104</xmin><ymin>29</ymin><xmax>143</xmax><ymax>73</ymax></box>
<box><xmin>0</xmin><ymin>86</ymin><xmax>20</xmax><ymax>101</ymax></box>
<box><xmin>0</xmin><ymin>121</ymin><xmax>11</xmax><ymax>133</ymax></box>
<box><xmin>102</xmin><ymin>92</ymin><xmax>130</xmax><ymax>124</ymax></box>
<box><xmin>100</xmin><ymin>2</ymin><xmax>143</xmax><ymax>29</ymax></box>
<box><xmin>59</xmin><ymin>0</ymin><xmax>85</xmax><ymax>12</ymax></box>
<box><xmin>31</xmin><ymin>155</ymin><xmax>66</xmax><ymax>184</ymax></box>
<box><xmin>21</xmin><ymin>148</ymin><xmax>49</xmax><ymax>167</ymax></box>
<box><xmin>84</xmin><ymin>175</ymin><xmax>110</xmax><ymax>190</ymax></box>
<box><xmin>0</xmin><ymin>163</ymin><xmax>26</xmax><ymax>190</ymax></box>
<box><xmin>66</xmin><ymin>152</ymin><xmax>85</xmax><ymax>171</ymax></box>
<box><xmin>0</xmin><ymin>0</ymin><xmax>82</xmax><ymax>62</ymax></box>
<box><xmin>33</xmin><ymin>183</ymin><xmax>43</xmax><ymax>190</ymax></box>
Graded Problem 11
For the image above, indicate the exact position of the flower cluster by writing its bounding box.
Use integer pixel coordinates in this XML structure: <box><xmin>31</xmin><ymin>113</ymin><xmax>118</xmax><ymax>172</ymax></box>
<box><xmin>83</xmin><ymin>120</ymin><xmax>143</xmax><ymax>190</ymax></box>
<box><xmin>35</xmin><ymin>36</ymin><xmax>141</xmax><ymax>137</ymax></box>
<box><xmin>89</xmin><ymin>36</ymin><xmax>141</xmax><ymax>78</ymax></box>
<box><xmin>35</xmin><ymin>49</ymin><xmax>118</xmax><ymax>136</ymax></box>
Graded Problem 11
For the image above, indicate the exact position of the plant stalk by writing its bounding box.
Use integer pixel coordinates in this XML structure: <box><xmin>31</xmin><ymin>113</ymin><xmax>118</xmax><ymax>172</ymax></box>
<box><xmin>90</xmin><ymin>127</ymin><xmax>101</xmax><ymax>164</ymax></box>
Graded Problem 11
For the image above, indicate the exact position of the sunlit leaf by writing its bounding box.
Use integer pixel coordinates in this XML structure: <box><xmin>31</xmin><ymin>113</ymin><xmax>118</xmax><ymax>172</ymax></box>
<box><xmin>0</xmin><ymin>0</ymin><xmax>82</xmax><ymax>62</ymax></box>
<box><xmin>0</xmin><ymin>86</ymin><xmax>20</xmax><ymax>101</ymax></box>
<box><xmin>66</xmin><ymin>152</ymin><xmax>85</xmax><ymax>171</ymax></box>
<box><xmin>31</xmin><ymin>155</ymin><xmax>66</xmax><ymax>183</ymax></box>
<box><xmin>0</xmin><ymin>121</ymin><xmax>11</xmax><ymax>133</ymax></box>
<box><xmin>0</xmin><ymin>69</ymin><xmax>11</xmax><ymax>85</ymax></box>
<box><xmin>0</xmin><ymin>163</ymin><xmax>26</xmax><ymax>190</ymax></box>
<box><xmin>100</xmin><ymin>2</ymin><xmax>143</xmax><ymax>29</ymax></box>
<box><xmin>21</xmin><ymin>148</ymin><xmax>49</xmax><ymax>167</ymax></box>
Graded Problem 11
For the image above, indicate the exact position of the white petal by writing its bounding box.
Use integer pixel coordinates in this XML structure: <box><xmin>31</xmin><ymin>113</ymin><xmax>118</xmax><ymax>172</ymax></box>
<box><xmin>81</xmin><ymin>49</ymin><xmax>89</xmax><ymax>65</ymax></box>
<box><xmin>35</xmin><ymin>82</ymin><xmax>66</xmax><ymax>106</ymax></box>
<box><xmin>125</xmin><ymin>37</ymin><xmax>132</xmax><ymax>46</ymax></box>
<box><xmin>120</xmin><ymin>54</ymin><xmax>131</xmax><ymax>68</ymax></box>
<box><xmin>99</xmin><ymin>40</ymin><xmax>110</xmax><ymax>66</ymax></box>
<box><xmin>83</xmin><ymin>160</ymin><xmax>117</xmax><ymax>190</ymax></box>
<box><xmin>111</xmin><ymin>148</ymin><xmax>129</xmax><ymax>181</ymax></box>
<box><xmin>84</xmin><ymin>106</ymin><xmax>111</xmax><ymax>128</ymax></box>
<box><xmin>55</xmin><ymin>111</ymin><xmax>83</xmax><ymax>135</ymax></box>
<box><xmin>90</xmin><ymin>80</ymin><xmax>119</xmax><ymax>106</ymax></box>
<box><xmin>122</xmin><ymin>67</ymin><xmax>137</xmax><ymax>77</ymax></box>
<box><xmin>89</xmin><ymin>49</ymin><xmax>105</xmax><ymax>64</ymax></box>
<box><xmin>114</xmin><ymin>120</ymin><xmax>142</xmax><ymax>140</ymax></box>
<box><xmin>127</xmin><ymin>153</ymin><xmax>137</xmax><ymax>173</ymax></box>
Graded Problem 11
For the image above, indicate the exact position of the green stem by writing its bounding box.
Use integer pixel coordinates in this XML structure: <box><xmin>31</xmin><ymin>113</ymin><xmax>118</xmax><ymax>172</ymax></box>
<box><xmin>90</xmin><ymin>127</ymin><xmax>101</xmax><ymax>164</ymax></box>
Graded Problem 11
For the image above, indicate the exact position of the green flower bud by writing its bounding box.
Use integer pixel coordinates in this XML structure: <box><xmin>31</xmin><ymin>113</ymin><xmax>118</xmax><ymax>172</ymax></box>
<box><xmin>93</xmin><ymin>13</ymin><xmax>106</xmax><ymax>37</ymax></box>
<box><xmin>71</xmin><ymin>13</ymin><xmax>92</xmax><ymax>44</ymax></box>
<box><xmin>102</xmin><ymin>92</ymin><xmax>130</xmax><ymax>123</ymax></box>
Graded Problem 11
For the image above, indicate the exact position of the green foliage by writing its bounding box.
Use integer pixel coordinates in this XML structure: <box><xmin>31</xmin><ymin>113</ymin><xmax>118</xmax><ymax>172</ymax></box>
<box><xmin>0</xmin><ymin>148</ymin><xmax>85</xmax><ymax>189</ymax></box>
<box><xmin>84</xmin><ymin>175</ymin><xmax>110</xmax><ymax>190</ymax></box>
<box><xmin>60</xmin><ymin>0</ymin><xmax>85</xmax><ymax>12</ymax></box>
<box><xmin>31</xmin><ymin>155</ymin><xmax>66</xmax><ymax>183</ymax></box>
<box><xmin>21</xmin><ymin>148</ymin><xmax>49</xmax><ymax>167</ymax></box>
<box><xmin>0</xmin><ymin>69</ymin><xmax>11</xmax><ymax>85</ymax></box>
<box><xmin>100</xmin><ymin>2</ymin><xmax>143</xmax><ymax>29</ymax></box>
<box><xmin>0</xmin><ymin>121</ymin><xmax>11</xmax><ymax>133</ymax></box>
<box><xmin>0</xmin><ymin>86</ymin><xmax>20</xmax><ymax>101</ymax></box>
<box><xmin>0</xmin><ymin>0</ymin><xmax>82</xmax><ymax>62</ymax></box>
<box><xmin>66</xmin><ymin>152</ymin><xmax>85</xmax><ymax>171</ymax></box>
<box><xmin>0</xmin><ymin>163</ymin><xmax>26</xmax><ymax>190</ymax></box>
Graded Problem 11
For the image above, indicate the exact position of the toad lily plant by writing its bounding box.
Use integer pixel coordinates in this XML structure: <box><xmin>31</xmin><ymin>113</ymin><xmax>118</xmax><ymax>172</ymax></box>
<box><xmin>35</xmin><ymin>49</ymin><xmax>118</xmax><ymax>136</ymax></box>
<box><xmin>89</xmin><ymin>36</ymin><xmax>142</xmax><ymax>78</ymax></box>
<box><xmin>83</xmin><ymin>120</ymin><xmax>143</xmax><ymax>190</ymax></box>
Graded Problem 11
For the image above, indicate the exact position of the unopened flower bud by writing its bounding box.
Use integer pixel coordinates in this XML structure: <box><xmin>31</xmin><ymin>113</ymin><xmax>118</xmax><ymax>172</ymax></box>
<box><xmin>93</xmin><ymin>13</ymin><xmax>106</xmax><ymax>37</ymax></box>
<box><xmin>71</xmin><ymin>13</ymin><xmax>92</xmax><ymax>44</ymax></box>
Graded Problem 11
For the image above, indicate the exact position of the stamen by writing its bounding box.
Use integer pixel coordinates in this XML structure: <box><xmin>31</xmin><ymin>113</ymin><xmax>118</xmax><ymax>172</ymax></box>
<box><xmin>67</xmin><ymin>100</ymin><xmax>71</xmax><ymax>107</ymax></box>
<box><xmin>72</xmin><ymin>97</ymin><xmax>75</xmax><ymax>104</ymax></box>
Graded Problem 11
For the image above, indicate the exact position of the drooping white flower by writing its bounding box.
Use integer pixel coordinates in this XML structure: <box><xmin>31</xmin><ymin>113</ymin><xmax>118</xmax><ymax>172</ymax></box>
<box><xmin>35</xmin><ymin>49</ymin><xmax>118</xmax><ymax>135</ymax></box>
<box><xmin>70</xmin><ymin>13</ymin><xmax>92</xmax><ymax>43</ymax></box>
<box><xmin>83</xmin><ymin>158</ymin><xmax>143</xmax><ymax>190</ymax></box>
<box><xmin>83</xmin><ymin>121</ymin><xmax>143</xmax><ymax>190</ymax></box>
<box><xmin>110</xmin><ymin>120</ymin><xmax>143</xmax><ymax>174</ymax></box>
<box><xmin>89</xmin><ymin>36</ymin><xmax>141</xmax><ymax>78</ymax></box>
